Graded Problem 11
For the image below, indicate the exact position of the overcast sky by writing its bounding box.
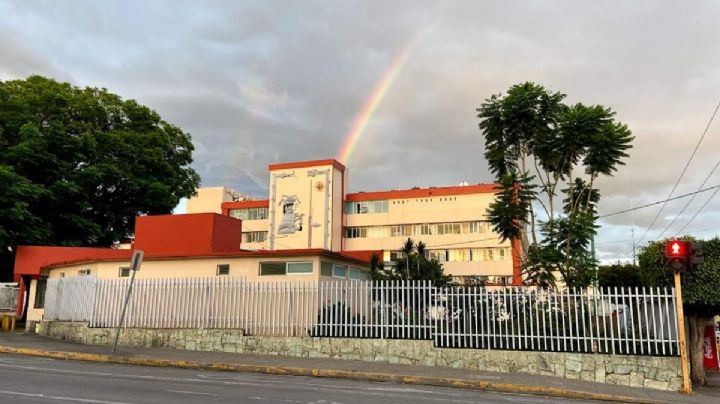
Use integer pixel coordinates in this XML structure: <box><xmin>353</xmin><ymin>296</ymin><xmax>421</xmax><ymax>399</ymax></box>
<box><xmin>1</xmin><ymin>1</ymin><xmax>719</xmax><ymax>262</ymax></box>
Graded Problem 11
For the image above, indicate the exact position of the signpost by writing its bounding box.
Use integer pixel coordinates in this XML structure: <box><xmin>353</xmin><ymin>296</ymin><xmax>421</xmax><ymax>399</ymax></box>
<box><xmin>111</xmin><ymin>250</ymin><xmax>143</xmax><ymax>355</ymax></box>
<box><xmin>665</xmin><ymin>240</ymin><xmax>701</xmax><ymax>395</ymax></box>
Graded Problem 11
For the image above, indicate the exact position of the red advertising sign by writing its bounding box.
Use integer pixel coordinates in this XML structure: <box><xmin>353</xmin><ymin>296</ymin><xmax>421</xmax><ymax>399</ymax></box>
<box><xmin>703</xmin><ymin>325</ymin><xmax>719</xmax><ymax>370</ymax></box>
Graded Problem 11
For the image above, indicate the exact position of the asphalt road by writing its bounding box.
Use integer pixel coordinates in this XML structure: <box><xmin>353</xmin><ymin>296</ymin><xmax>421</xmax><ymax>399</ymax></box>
<box><xmin>0</xmin><ymin>353</ymin><xmax>598</xmax><ymax>404</ymax></box>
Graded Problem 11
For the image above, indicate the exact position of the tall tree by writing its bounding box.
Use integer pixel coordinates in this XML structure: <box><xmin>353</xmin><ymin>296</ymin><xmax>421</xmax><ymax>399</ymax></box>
<box><xmin>477</xmin><ymin>82</ymin><xmax>633</xmax><ymax>287</ymax></box>
<box><xmin>0</xmin><ymin>76</ymin><xmax>201</xmax><ymax>279</ymax></box>
<box><xmin>638</xmin><ymin>237</ymin><xmax>720</xmax><ymax>385</ymax></box>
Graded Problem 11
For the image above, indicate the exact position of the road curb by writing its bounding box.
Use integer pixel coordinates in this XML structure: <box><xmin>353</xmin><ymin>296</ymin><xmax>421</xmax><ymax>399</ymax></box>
<box><xmin>0</xmin><ymin>345</ymin><xmax>670</xmax><ymax>404</ymax></box>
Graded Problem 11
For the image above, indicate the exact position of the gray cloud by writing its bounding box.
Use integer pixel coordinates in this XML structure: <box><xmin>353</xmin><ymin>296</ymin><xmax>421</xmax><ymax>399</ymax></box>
<box><xmin>2</xmin><ymin>0</ymin><xmax>720</xmax><ymax>261</ymax></box>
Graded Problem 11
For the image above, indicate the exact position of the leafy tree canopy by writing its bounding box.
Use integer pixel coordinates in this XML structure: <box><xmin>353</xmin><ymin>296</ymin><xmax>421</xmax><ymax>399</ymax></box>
<box><xmin>477</xmin><ymin>82</ymin><xmax>633</xmax><ymax>288</ymax></box>
<box><xmin>597</xmin><ymin>263</ymin><xmax>642</xmax><ymax>288</ymax></box>
<box><xmin>0</xmin><ymin>76</ymin><xmax>201</xmax><ymax>279</ymax></box>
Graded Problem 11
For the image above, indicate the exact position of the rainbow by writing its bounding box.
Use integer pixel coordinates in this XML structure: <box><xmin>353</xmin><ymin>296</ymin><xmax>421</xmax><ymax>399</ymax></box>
<box><xmin>337</xmin><ymin>34</ymin><xmax>421</xmax><ymax>165</ymax></box>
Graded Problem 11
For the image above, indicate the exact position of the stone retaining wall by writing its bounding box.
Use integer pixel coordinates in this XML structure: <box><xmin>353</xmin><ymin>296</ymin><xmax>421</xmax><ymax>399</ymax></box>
<box><xmin>38</xmin><ymin>321</ymin><xmax>682</xmax><ymax>391</ymax></box>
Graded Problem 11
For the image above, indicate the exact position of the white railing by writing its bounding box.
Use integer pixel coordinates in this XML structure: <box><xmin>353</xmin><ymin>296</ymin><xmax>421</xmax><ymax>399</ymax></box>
<box><xmin>433</xmin><ymin>286</ymin><xmax>679</xmax><ymax>356</ymax></box>
<box><xmin>44</xmin><ymin>276</ymin><xmax>97</xmax><ymax>321</ymax></box>
<box><xmin>43</xmin><ymin>277</ymin><xmax>680</xmax><ymax>356</ymax></box>
<box><xmin>0</xmin><ymin>284</ymin><xmax>19</xmax><ymax>311</ymax></box>
<box><xmin>91</xmin><ymin>277</ymin><xmax>321</xmax><ymax>336</ymax></box>
<box><xmin>311</xmin><ymin>280</ymin><xmax>434</xmax><ymax>339</ymax></box>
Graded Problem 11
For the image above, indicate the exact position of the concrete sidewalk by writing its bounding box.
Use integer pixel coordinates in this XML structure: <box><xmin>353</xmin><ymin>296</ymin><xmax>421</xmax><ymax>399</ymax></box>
<box><xmin>0</xmin><ymin>331</ymin><xmax>715</xmax><ymax>403</ymax></box>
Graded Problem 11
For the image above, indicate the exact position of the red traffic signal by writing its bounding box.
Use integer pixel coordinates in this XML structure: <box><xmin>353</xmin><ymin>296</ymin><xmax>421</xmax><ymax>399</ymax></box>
<box><xmin>666</xmin><ymin>240</ymin><xmax>688</xmax><ymax>258</ymax></box>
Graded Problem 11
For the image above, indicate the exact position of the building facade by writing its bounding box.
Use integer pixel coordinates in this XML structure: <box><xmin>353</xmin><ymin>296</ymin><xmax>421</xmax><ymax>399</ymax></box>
<box><xmin>189</xmin><ymin>159</ymin><xmax>520</xmax><ymax>285</ymax></box>
<box><xmin>18</xmin><ymin>212</ymin><xmax>371</xmax><ymax>324</ymax></box>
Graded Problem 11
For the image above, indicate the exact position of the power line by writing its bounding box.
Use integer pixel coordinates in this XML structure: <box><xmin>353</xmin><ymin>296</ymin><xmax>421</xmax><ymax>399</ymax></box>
<box><xmin>598</xmin><ymin>184</ymin><xmax>720</xmax><ymax>218</ymax></box>
<box><xmin>674</xmin><ymin>187</ymin><xmax>720</xmax><ymax>236</ymax></box>
<box><xmin>636</xmin><ymin>101</ymin><xmax>720</xmax><ymax>243</ymax></box>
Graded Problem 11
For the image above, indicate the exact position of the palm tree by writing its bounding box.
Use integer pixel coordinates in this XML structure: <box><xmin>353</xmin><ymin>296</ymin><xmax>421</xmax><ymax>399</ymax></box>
<box><xmin>416</xmin><ymin>241</ymin><xmax>426</xmax><ymax>279</ymax></box>
<box><xmin>402</xmin><ymin>238</ymin><xmax>414</xmax><ymax>280</ymax></box>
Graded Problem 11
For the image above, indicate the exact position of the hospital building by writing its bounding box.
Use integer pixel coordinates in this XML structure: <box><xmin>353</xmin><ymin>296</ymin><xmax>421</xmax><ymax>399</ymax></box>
<box><xmin>187</xmin><ymin>159</ymin><xmax>520</xmax><ymax>285</ymax></box>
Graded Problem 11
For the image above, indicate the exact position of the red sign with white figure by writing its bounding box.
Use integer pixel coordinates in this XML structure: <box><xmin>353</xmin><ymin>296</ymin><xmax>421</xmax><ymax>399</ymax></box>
<box><xmin>703</xmin><ymin>325</ymin><xmax>719</xmax><ymax>370</ymax></box>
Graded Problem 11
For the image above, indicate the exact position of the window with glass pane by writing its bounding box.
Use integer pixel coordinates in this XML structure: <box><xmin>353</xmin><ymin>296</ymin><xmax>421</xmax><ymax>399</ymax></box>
<box><xmin>320</xmin><ymin>261</ymin><xmax>333</xmax><ymax>276</ymax></box>
<box><xmin>230</xmin><ymin>207</ymin><xmax>267</xmax><ymax>220</ymax></box>
<box><xmin>118</xmin><ymin>267</ymin><xmax>130</xmax><ymax>277</ymax></box>
<box><xmin>332</xmin><ymin>265</ymin><xmax>347</xmax><ymax>278</ymax></box>
<box><xmin>287</xmin><ymin>262</ymin><xmax>313</xmax><ymax>274</ymax></box>
<box><xmin>448</xmin><ymin>249</ymin><xmax>469</xmax><ymax>262</ymax></box>
<box><xmin>216</xmin><ymin>264</ymin><xmax>230</xmax><ymax>275</ymax></box>
<box><xmin>349</xmin><ymin>269</ymin><xmax>361</xmax><ymax>280</ymax></box>
<box><xmin>242</xmin><ymin>231</ymin><xmax>267</xmax><ymax>243</ymax></box>
<box><xmin>345</xmin><ymin>200</ymin><xmax>388</xmax><ymax>214</ymax></box>
<box><xmin>260</xmin><ymin>262</ymin><xmax>286</xmax><ymax>275</ymax></box>
<box><xmin>429</xmin><ymin>250</ymin><xmax>447</xmax><ymax>262</ymax></box>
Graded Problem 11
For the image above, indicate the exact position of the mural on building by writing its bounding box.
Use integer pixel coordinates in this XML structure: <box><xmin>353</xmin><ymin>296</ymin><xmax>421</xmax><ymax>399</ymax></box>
<box><xmin>277</xmin><ymin>194</ymin><xmax>304</xmax><ymax>234</ymax></box>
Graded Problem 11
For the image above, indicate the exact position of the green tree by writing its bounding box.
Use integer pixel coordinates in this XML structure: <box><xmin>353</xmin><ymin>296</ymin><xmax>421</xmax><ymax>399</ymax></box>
<box><xmin>373</xmin><ymin>240</ymin><xmax>453</xmax><ymax>287</ymax></box>
<box><xmin>597</xmin><ymin>263</ymin><xmax>642</xmax><ymax>288</ymax></box>
<box><xmin>638</xmin><ymin>237</ymin><xmax>720</xmax><ymax>385</ymax></box>
<box><xmin>0</xmin><ymin>76</ymin><xmax>201</xmax><ymax>279</ymax></box>
<box><xmin>477</xmin><ymin>82</ymin><xmax>633</xmax><ymax>288</ymax></box>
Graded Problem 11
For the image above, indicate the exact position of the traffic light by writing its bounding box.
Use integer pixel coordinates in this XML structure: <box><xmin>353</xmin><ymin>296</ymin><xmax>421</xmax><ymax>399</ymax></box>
<box><xmin>665</xmin><ymin>240</ymin><xmax>689</xmax><ymax>272</ymax></box>
<box><xmin>689</xmin><ymin>242</ymin><xmax>704</xmax><ymax>266</ymax></box>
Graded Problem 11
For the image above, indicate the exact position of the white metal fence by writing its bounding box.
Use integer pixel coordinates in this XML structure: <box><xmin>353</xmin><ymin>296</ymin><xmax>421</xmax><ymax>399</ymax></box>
<box><xmin>44</xmin><ymin>276</ymin><xmax>97</xmax><ymax>321</ymax></box>
<box><xmin>0</xmin><ymin>284</ymin><xmax>19</xmax><ymax>311</ymax></box>
<box><xmin>91</xmin><ymin>277</ymin><xmax>322</xmax><ymax>336</ymax></box>
<box><xmin>310</xmin><ymin>280</ymin><xmax>434</xmax><ymax>339</ymax></box>
<box><xmin>433</xmin><ymin>286</ymin><xmax>679</xmax><ymax>356</ymax></box>
<box><xmin>43</xmin><ymin>276</ymin><xmax>679</xmax><ymax>356</ymax></box>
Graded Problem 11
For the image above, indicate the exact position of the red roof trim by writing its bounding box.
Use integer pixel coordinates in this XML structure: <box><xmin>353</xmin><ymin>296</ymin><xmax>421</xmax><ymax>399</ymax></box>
<box><xmin>41</xmin><ymin>248</ymin><xmax>371</xmax><ymax>269</ymax></box>
<box><xmin>269</xmin><ymin>159</ymin><xmax>345</xmax><ymax>172</ymax></box>
<box><xmin>222</xmin><ymin>200</ymin><xmax>269</xmax><ymax>210</ymax></box>
<box><xmin>345</xmin><ymin>183</ymin><xmax>499</xmax><ymax>201</ymax></box>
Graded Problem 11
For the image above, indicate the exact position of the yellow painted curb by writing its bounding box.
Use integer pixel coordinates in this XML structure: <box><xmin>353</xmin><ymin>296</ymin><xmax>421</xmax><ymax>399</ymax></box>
<box><xmin>0</xmin><ymin>345</ymin><xmax>669</xmax><ymax>404</ymax></box>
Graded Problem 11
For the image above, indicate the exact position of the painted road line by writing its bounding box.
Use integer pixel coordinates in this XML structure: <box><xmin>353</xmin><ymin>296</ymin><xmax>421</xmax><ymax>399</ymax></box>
<box><xmin>0</xmin><ymin>388</ymin><xmax>135</xmax><ymax>404</ymax></box>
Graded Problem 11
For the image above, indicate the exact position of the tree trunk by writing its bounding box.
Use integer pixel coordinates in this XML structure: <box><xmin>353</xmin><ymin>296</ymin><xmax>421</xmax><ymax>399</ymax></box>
<box><xmin>687</xmin><ymin>313</ymin><xmax>714</xmax><ymax>386</ymax></box>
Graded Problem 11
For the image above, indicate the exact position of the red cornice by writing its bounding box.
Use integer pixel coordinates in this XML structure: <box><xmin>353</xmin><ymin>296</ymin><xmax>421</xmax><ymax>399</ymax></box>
<box><xmin>269</xmin><ymin>159</ymin><xmax>345</xmax><ymax>172</ymax></box>
<box><xmin>345</xmin><ymin>183</ymin><xmax>499</xmax><ymax>202</ymax></box>
<box><xmin>222</xmin><ymin>200</ymin><xmax>269</xmax><ymax>210</ymax></box>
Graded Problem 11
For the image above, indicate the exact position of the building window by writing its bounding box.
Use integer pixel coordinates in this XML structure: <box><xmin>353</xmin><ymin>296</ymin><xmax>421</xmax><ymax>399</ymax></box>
<box><xmin>448</xmin><ymin>249</ymin><xmax>470</xmax><ymax>262</ymax></box>
<box><xmin>343</xmin><ymin>220</ymin><xmax>492</xmax><ymax>239</ymax></box>
<box><xmin>242</xmin><ymin>231</ymin><xmax>268</xmax><ymax>243</ymax></box>
<box><xmin>78</xmin><ymin>269</ymin><xmax>91</xmax><ymax>276</ymax></box>
<box><xmin>59</xmin><ymin>273</ymin><xmax>65</xmax><ymax>278</ymax></box>
<box><xmin>332</xmin><ymin>264</ymin><xmax>347</xmax><ymax>279</ymax></box>
<box><xmin>287</xmin><ymin>262</ymin><xmax>313</xmax><ymax>274</ymax></box>
<box><xmin>320</xmin><ymin>261</ymin><xmax>333</xmax><ymax>276</ymax></box>
<box><xmin>260</xmin><ymin>262</ymin><xmax>286</xmax><ymax>276</ymax></box>
<box><xmin>429</xmin><ymin>250</ymin><xmax>447</xmax><ymax>262</ymax></box>
<box><xmin>260</xmin><ymin>261</ymin><xmax>313</xmax><ymax>276</ymax></box>
<box><xmin>118</xmin><ymin>267</ymin><xmax>130</xmax><ymax>278</ymax></box>
<box><xmin>34</xmin><ymin>277</ymin><xmax>47</xmax><ymax>309</ymax></box>
<box><xmin>344</xmin><ymin>200</ymin><xmax>388</xmax><ymax>214</ymax></box>
<box><xmin>349</xmin><ymin>268</ymin><xmax>361</xmax><ymax>280</ymax></box>
<box><xmin>228</xmin><ymin>207</ymin><xmax>268</xmax><ymax>220</ymax></box>
<box><xmin>216</xmin><ymin>264</ymin><xmax>230</xmax><ymax>276</ymax></box>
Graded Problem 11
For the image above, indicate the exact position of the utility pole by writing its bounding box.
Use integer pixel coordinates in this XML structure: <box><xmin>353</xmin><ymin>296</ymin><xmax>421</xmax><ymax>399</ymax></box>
<box><xmin>631</xmin><ymin>197</ymin><xmax>637</xmax><ymax>266</ymax></box>
<box><xmin>631</xmin><ymin>227</ymin><xmax>637</xmax><ymax>266</ymax></box>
